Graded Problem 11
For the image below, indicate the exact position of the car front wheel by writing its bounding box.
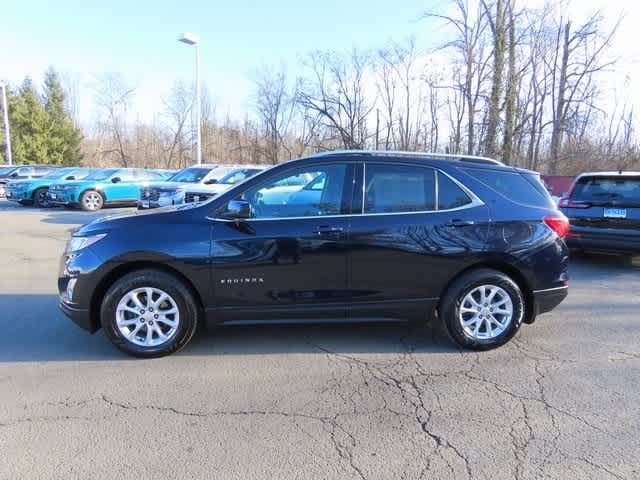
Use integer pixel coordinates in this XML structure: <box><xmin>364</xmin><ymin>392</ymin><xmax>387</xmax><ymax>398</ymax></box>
<box><xmin>80</xmin><ymin>190</ymin><xmax>104</xmax><ymax>211</ymax></box>
<box><xmin>33</xmin><ymin>187</ymin><xmax>49</xmax><ymax>207</ymax></box>
<box><xmin>440</xmin><ymin>268</ymin><xmax>524</xmax><ymax>350</ymax></box>
<box><xmin>100</xmin><ymin>270</ymin><xmax>199</xmax><ymax>358</ymax></box>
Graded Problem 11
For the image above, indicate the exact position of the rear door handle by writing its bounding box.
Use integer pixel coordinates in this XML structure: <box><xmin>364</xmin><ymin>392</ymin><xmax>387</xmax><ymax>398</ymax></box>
<box><xmin>313</xmin><ymin>226</ymin><xmax>344</xmax><ymax>235</ymax></box>
<box><xmin>446</xmin><ymin>219</ymin><xmax>475</xmax><ymax>227</ymax></box>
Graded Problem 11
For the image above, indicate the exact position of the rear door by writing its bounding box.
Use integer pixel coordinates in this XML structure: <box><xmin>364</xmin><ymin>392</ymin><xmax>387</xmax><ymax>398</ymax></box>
<box><xmin>565</xmin><ymin>175</ymin><xmax>640</xmax><ymax>241</ymax></box>
<box><xmin>347</xmin><ymin>162</ymin><xmax>490</xmax><ymax>320</ymax></box>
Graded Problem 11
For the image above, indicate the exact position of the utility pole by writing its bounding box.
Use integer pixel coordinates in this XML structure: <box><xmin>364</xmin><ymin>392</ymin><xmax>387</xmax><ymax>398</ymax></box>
<box><xmin>0</xmin><ymin>81</ymin><xmax>12</xmax><ymax>165</ymax></box>
<box><xmin>178</xmin><ymin>33</ymin><xmax>202</xmax><ymax>165</ymax></box>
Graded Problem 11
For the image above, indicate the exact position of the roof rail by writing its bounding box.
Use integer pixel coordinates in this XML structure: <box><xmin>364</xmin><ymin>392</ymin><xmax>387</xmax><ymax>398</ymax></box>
<box><xmin>309</xmin><ymin>149</ymin><xmax>503</xmax><ymax>166</ymax></box>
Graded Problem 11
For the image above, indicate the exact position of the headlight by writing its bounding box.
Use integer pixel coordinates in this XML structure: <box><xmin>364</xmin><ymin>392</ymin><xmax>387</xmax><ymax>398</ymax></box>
<box><xmin>66</xmin><ymin>234</ymin><xmax>107</xmax><ymax>253</ymax></box>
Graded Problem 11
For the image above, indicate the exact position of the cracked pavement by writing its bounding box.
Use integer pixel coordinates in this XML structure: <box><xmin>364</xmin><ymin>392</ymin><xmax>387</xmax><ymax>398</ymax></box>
<box><xmin>0</xmin><ymin>202</ymin><xmax>639</xmax><ymax>479</ymax></box>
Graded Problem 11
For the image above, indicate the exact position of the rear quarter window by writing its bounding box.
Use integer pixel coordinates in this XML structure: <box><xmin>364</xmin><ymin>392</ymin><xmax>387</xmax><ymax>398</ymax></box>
<box><xmin>463</xmin><ymin>168</ymin><xmax>555</xmax><ymax>208</ymax></box>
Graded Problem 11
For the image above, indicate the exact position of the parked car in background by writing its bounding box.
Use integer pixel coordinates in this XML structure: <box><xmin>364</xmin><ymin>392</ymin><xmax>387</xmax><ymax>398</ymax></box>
<box><xmin>183</xmin><ymin>166</ymin><xmax>266</xmax><ymax>204</ymax></box>
<box><xmin>48</xmin><ymin>168</ymin><xmax>168</xmax><ymax>211</ymax></box>
<box><xmin>0</xmin><ymin>165</ymin><xmax>57</xmax><ymax>198</ymax></box>
<box><xmin>58</xmin><ymin>150</ymin><xmax>569</xmax><ymax>358</ymax></box>
<box><xmin>559</xmin><ymin>171</ymin><xmax>640</xmax><ymax>255</ymax></box>
<box><xmin>138</xmin><ymin>164</ymin><xmax>237</xmax><ymax>209</ymax></box>
<box><xmin>6</xmin><ymin>167</ymin><xmax>94</xmax><ymax>207</ymax></box>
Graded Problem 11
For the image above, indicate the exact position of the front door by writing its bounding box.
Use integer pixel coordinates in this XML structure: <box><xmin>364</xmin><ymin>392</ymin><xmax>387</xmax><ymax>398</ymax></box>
<box><xmin>209</xmin><ymin>161</ymin><xmax>356</xmax><ymax>321</ymax></box>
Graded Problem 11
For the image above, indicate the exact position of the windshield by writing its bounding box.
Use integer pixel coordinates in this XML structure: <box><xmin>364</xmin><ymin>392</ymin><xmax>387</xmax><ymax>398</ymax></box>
<box><xmin>572</xmin><ymin>176</ymin><xmax>640</xmax><ymax>206</ymax></box>
<box><xmin>219</xmin><ymin>168</ymin><xmax>262</xmax><ymax>185</ymax></box>
<box><xmin>42</xmin><ymin>168</ymin><xmax>76</xmax><ymax>179</ymax></box>
<box><xmin>168</xmin><ymin>167</ymin><xmax>213</xmax><ymax>183</ymax></box>
<box><xmin>84</xmin><ymin>168</ymin><xmax>118</xmax><ymax>181</ymax></box>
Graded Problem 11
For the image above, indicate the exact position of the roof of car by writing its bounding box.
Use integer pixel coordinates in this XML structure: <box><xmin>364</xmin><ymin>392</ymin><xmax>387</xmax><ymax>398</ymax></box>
<box><xmin>575</xmin><ymin>171</ymin><xmax>640</xmax><ymax>179</ymax></box>
<box><xmin>309</xmin><ymin>150</ymin><xmax>505</xmax><ymax>166</ymax></box>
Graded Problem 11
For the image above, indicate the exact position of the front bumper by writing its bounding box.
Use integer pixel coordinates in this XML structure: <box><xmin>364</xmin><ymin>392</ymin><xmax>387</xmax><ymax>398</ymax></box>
<box><xmin>59</xmin><ymin>300</ymin><xmax>96</xmax><ymax>333</ymax></box>
<box><xmin>5</xmin><ymin>189</ymin><xmax>31</xmax><ymax>203</ymax></box>
<box><xmin>533</xmin><ymin>286</ymin><xmax>568</xmax><ymax>316</ymax></box>
<box><xmin>47</xmin><ymin>190</ymin><xmax>77</xmax><ymax>206</ymax></box>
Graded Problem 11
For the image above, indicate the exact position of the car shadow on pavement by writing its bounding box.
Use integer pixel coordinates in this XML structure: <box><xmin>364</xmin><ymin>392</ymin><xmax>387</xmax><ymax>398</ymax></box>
<box><xmin>0</xmin><ymin>294</ymin><xmax>458</xmax><ymax>362</ymax></box>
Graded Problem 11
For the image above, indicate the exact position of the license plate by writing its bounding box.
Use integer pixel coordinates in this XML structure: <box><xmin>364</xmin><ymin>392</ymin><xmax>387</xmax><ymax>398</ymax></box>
<box><xmin>49</xmin><ymin>193</ymin><xmax>57</xmax><ymax>199</ymax></box>
<box><xmin>193</xmin><ymin>195</ymin><xmax>200</xmax><ymax>202</ymax></box>
<box><xmin>141</xmin><ymin>200</ymin><xmax>149</xmax><ymax>208</ymax></box>
<box><xmin>604</xmin><ymin>208</ymin><xmax>627</xmax><ymax>218</ymax></box>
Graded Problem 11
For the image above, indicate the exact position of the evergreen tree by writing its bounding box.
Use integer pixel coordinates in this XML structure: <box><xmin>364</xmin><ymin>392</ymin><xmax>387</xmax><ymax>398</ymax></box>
<box><xmin>43</xmin><ymin>68</ymin><xmax>83</xmax><ymax>165</ymax></box>
<box><xmin>9</xmin><ymin>78</ymin><xmax>50</xmax><ymax>164</ymax></box>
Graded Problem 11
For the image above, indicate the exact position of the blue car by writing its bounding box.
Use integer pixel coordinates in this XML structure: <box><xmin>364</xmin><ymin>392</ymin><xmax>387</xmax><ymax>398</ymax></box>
<box><xmin>6</xmin><ymin>167</ymin><xmax>94</xmax><ymax>207</ymax></box>
<box><xmin>47</xmin><ymin>168</ymin><xmax>170</xmax><ymax>211</ymax></box>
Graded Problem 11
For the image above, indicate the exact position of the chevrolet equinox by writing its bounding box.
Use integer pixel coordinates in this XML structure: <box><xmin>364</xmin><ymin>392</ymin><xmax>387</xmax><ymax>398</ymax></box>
<box><xmin>58</xmin><ymin>151</ymin><xmax>569</xmax><ymax>357</ymax></box>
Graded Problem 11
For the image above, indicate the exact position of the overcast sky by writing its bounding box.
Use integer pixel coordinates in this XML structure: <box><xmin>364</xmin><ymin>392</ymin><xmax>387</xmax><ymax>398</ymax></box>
<box><xmin>2</xmin><ymin>0</ymin><xmax>637</xmax><ymax>129</ymax></box>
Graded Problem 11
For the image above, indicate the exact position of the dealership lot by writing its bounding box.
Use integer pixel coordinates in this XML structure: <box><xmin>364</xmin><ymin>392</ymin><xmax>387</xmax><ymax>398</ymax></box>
<box><xmin>0</xmin><ymin>201</ymin><xmax>639</xmax><ymax>479</ymax></box>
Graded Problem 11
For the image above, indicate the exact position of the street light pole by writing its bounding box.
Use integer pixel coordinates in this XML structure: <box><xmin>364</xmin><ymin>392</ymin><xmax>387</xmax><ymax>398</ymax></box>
<box><xmin>178</xmin><ymin>32</ymin><xmax>201</xmax><ymax>165</ymax></box>
<box><xmin>0</xmin><ymin>81</ymin><xmax>12</xmax><ymax>166</ymax></box>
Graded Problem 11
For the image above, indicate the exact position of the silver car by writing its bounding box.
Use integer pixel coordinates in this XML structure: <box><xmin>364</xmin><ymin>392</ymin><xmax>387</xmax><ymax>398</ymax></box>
<box><xmin>138</xmin><ymin>164</ymin><xmax>238</xmax><ymax>209</ymax></box>
<box><xmin>183</xmin><ymin>166</ymin><xmax>267</xmax><ymax>204</ymax></box>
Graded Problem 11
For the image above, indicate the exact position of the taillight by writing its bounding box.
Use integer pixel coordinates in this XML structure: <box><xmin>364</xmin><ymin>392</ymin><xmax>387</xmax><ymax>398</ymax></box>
<box><xmin>544</xmin><ymin>215</ymin><xmax>570</xmax><ymax>239</ymax></box>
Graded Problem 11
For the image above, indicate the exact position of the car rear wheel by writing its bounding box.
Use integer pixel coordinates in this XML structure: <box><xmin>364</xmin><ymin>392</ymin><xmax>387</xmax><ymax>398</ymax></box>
<box><xmin>440</xmin><ymin>268</ymin><xmax>524</xmax><ymax>350</ymax></box>
<box><xmin>100</xmin><ymin>269</ymin><xmax>199</xmax><ymax>358</ymax></box>
<box><xmin>80</xmin><ymin>190</ymin><xmax>104</xmax><ymax>211</ymax></box>
<box><xmin>33</xmin><ymin>187</ymin><xmax>49</xmax><ymax>207</ymax></box>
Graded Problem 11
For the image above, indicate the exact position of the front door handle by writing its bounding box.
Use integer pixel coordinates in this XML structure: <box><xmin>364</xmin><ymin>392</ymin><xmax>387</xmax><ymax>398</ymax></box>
<box><xmin>313</xmin><ymin>225</ymin><xmax>344</xmax><ymax>235</ymax></box>
<box><xmin>446</xmin><ymin>219</ymin><xmax>475</xmax><ymax>227</ymax></box>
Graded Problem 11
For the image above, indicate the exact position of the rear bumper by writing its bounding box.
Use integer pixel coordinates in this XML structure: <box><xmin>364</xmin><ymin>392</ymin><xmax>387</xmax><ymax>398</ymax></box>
<box><xmin>567</xmin><ymin>231</ymin><xmax>640</xmax><ymax>254</ymax></box>
<box><xmin>533</xmin><ymin>286</ymin><xmax>568</xmax><ymax>316</ymax></box>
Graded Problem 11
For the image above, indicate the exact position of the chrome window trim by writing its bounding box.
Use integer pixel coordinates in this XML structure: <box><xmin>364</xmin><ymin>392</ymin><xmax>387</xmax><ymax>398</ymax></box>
<box><xmin>208</xmin><ymin>163</ymin><xmax>484</xmax><ymax>222</ymax></box>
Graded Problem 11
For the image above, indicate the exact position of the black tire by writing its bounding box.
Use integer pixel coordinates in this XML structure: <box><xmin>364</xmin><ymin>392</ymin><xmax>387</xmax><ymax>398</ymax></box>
<box><xmin>439</xmin><ymin>268</ymin><xmax>524</xmax><ymax>350</ymax></box>
<box><xmin>33</xmin><ymin>187</ymin><xmax>49</xmax><ymax>207</ymax></box>
<box><xmin>100</xmin><ymin>269</ymin><xmax>199</xmax><ymax>358</ymax></box>
<box><xmin>80</xmin><ymin>190</ymin><xmax>104</xmax><ymax>211</ymax></box>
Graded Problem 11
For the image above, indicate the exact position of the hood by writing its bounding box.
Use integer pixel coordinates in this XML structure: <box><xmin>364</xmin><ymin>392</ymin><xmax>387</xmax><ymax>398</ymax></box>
<box><xmin>76</xmin><ymin>202</ymin><xmax>202</xmax><ymax>235</ymax></box>
<box><xmin>6</xmin><ymin>178</ymin><xmax>34</xmax><ymax>186</ymax></box>
<box><xmin>142</xmin><ymin>181</ymin><xmax>191</xmax><ymax>190</ymax></box>
<box><xmin>186</xmin><ymin>183</ymin><xmax>232</xmax><ymax>194</ymax></box>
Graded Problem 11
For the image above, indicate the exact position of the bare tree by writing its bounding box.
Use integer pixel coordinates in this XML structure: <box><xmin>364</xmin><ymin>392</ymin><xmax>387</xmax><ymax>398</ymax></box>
<box><xmin>254</xmin><ymin>66</ymin><xmax>296</xmax><ymax>164</ymax></box>
<box><xmin>93</xmin><ymin>73</ymin><xmax>135</xmax><ymax>167</ymax></box>
<box><xmin>297</xmin><ymin>49</ymin><xmax>374</xmax><ymax>149</ymax></box>
<box><xmin>548</xmin><ymin>12</ymin><xmax>620</xmax><ymax>172</ymax></box>
<box><xmin>162</xmin><ymin>80</ymin><xmax>193</xmax><ymax>168</ymax></box>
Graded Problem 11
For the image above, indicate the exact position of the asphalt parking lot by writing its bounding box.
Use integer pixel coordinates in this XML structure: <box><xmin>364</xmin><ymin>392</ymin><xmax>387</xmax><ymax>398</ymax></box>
<box><xmin>0</xmin><ymin>200</ymin><xmax>639</xmax><ymax>480</ymax></box>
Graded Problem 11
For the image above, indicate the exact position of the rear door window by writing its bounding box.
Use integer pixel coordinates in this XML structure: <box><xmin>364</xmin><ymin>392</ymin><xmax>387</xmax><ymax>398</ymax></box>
<box><xmin>464</xmin><ymin>168</ymin><xmax>554</xmax><ymax>208</ymax></box>
<box><xmin>571</xmin><ymin>176</ymin><xmax>640</xmax><ymax>206</ymax></box>
<box><xmin>364</xmin><ymin>164</ymin><xmax>435</xmax><ymax>213</ymax></box>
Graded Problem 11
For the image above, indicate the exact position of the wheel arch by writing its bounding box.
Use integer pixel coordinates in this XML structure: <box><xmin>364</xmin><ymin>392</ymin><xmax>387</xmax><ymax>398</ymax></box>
<box><xmin>89</xmin><ymin>261</ymin><xmax>205</xmax><ymax>331</ymax></box>
<box><xmin>437</xmin><ymin>261</ymin><xmax>535</xmax><ymax>324</ymax></box>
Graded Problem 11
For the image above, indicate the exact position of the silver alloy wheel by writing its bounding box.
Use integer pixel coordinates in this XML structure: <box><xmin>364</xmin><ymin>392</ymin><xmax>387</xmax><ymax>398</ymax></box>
<box><xmin>115</xmin><ymin>287</ymin><xmax>180</xmax><ymax>347</ymax></box>
<box><xmin>83</xmin><ymin>191</ymin><xmax>102</xmax><ymax>210</ymax></box>
<box><xmin>459</xmin><ymin>284</ymin><xmax>513</xmax><ymax>340</ymax></box>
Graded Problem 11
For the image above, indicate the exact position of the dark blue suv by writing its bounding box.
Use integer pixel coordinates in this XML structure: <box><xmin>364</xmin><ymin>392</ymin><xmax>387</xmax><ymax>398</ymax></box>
<box><xmin>58</xmin><ymin>151</ymin><xmax>569</xmax><ymax>357</ymax></box>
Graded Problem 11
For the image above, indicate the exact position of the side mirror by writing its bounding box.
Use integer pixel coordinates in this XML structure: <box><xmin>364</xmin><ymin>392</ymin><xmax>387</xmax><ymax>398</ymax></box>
<box><xmin>204</xmin><ymin>178</ymin><xmax>218</xmax><ymax>185</ymax></box>
<box><xmin>111</xmin><ymin>177</ymin><xmax>121</xmax><ymax>183</ymax></box>
<box><xmin>10</xmin><ymin>172</ymin><xmax>18</xmax><ymax>178</ymax></box>
<box><xmin>66</xmin><ymin>176</ymin><xmax>76</xmax><ymax>181</ymax></box>
<box><xmin>222</xmin><ymin>199</ymin><xmax>251</xmax><ymax>219</ymax></box>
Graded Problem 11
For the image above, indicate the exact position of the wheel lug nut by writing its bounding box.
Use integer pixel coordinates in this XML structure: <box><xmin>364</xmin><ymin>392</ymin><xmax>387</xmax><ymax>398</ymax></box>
<box><xmin>140</xmin><ymin>310</ymin><xmax>145</xmax><ymax>314</ymax></box>
<box><xmin>149</xmin><ymin>307</ymin><xmax>153</xmax><ymax>312</ymax></box>
<box><xmin>139</xmin><ymin>318</ymin><xmax>145</xmax><ymax>323</ymax></box>
<box><xmin>154</xmin><ymin>314</ymin><xmax>158</xmax><ymax>319</ymax></box>
<box><xmin>148</xmin><ymin>321</ymin><xmax>153</xmax><ymax>325</ymax></box>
